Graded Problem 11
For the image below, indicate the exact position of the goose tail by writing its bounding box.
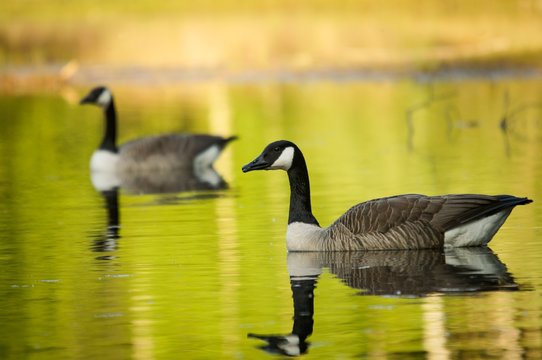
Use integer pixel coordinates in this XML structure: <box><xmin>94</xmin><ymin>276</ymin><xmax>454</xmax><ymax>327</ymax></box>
<box><xmin>222</xmin><ymin>135</ymin><xmax>238</xmax><ymax>146</ymax></box>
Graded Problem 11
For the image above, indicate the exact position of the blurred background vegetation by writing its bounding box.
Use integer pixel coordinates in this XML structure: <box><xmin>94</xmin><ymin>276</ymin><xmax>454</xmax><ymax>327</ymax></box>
<box><xmin>2</xmin><ymin>0</ymin><xmax>542</xmax><ymax>90</ymax></box>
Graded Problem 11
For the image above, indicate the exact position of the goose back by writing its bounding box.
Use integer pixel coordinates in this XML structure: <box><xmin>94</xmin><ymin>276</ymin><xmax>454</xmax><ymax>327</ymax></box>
<box><xmin>118</xmin><ymin>134</ymin><xmax>235</xmax><ymax>171</ymax></box>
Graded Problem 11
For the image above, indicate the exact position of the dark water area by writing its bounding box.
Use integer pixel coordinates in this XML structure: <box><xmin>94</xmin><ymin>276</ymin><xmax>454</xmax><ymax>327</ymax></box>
<box><xmin>0</xmin><ymin>77</ymin><xmax>541</xmax><ymax>359</ymax></box>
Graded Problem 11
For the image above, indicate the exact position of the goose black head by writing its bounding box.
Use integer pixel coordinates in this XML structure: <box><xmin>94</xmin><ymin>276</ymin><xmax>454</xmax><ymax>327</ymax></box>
<box><xmin>242</xmin><ymin>140</ymin><xmax>298</xmax><ymax>173</ymax></box>
<box><xmin>80</xmin><ymin>86</ymin><xmax>113</xmax><ymax>108</ymax></box>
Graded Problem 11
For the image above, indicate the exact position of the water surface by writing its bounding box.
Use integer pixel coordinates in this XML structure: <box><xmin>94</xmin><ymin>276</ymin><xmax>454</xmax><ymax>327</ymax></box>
<box><xmin>0</xmin><ymin>78</ymin><xmax>541</xmax><ymax>359</ymax></box>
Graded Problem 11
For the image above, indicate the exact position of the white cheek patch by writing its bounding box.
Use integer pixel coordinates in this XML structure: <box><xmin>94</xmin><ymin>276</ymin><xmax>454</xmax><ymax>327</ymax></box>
<box><xmin>97</xmin><ymin>89</ymin><xmax>112</xmax><ymax>107</ymax></box>
<box><xmin>269</xmin><ymin>146</ymin><xmax>294</xmax><ymax>170</ymax></box>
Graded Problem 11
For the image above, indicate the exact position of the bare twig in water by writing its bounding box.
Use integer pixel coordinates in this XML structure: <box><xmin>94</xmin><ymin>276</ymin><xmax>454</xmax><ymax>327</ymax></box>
<box><xmin>405</xmin><ymin>85</ymin><xmax>456</xmax><ymax>151</ymax></box>
<box><xmin>445</xmin><ymin>105</ymin><xmax>479</xmax><ymax>141</ymax></box>
<box><xmin>499</xmin><ymin>90</ymin><xmax>542</xmax><ymax>157</ymax></box>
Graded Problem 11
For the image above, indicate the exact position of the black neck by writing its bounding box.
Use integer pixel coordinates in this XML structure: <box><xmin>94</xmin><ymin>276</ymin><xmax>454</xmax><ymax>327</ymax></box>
<box><xmin>100</xmin><ymin>100</ymin><xmax>118</xmax><ymax>152</ymax></box>
<box><xmin>287</xmin><ymin>153</ymin><xmax>319</xmax><ymax>226</ymax></box>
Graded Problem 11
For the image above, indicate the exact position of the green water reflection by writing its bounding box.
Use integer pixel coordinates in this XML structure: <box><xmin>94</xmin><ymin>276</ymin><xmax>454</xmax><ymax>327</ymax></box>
<box><xmin>0</xmin><ymin>79</ymin><xmax>541</xmax><ymax>359</ymax></box>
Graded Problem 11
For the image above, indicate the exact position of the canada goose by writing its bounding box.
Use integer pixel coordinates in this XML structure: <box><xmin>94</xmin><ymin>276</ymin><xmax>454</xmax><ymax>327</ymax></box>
<box><xmin>242</xmin><ymin>140</ymin><xmax>533</xmax><ymax>251</ymax></box>
<box><xmin>80</xmin><ymin>86</ymin><xmax>237</xmax><ymax>174</ymax></box>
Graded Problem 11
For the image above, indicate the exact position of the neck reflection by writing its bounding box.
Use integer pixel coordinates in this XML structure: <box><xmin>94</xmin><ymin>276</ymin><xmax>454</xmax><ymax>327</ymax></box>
<box><xmin>91</xmin><ymin>188</ymin><xmax>120</xmax><ymax>260</ymax></box>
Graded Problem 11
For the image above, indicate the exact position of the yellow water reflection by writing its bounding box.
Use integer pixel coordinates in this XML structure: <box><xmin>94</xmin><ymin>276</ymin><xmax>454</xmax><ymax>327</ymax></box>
<box><xmin>0</xmin><ymin>79</ymin><xmax>540</xmax><ymax>358</ymax></box>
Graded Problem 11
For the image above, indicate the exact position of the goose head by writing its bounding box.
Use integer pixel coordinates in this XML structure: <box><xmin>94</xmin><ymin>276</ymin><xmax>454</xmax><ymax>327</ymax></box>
<box><xmin>80</xmin><ymin>86</ymin><xmax>113</xmax><ymax>108</ymax></box>
<box><xmin>242</xmin><ymin>140</ymin><xmax>298</xmax><ymax>172</ymax></box>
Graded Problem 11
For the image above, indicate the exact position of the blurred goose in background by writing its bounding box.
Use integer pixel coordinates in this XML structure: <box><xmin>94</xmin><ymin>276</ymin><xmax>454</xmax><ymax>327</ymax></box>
<box><xmin>80</xmin><ymin>86</ymin><xmax>237</xmax><ymax>192</ymax></box>
<box><xmin>242</xmin><ymin>140</ymin><xmax>532</xmax><ymax>251</ymax></box>
<box><xmin>248</xmin><ymin>248</ymin><xmax>517</xmax><ymax>356</ymax></box>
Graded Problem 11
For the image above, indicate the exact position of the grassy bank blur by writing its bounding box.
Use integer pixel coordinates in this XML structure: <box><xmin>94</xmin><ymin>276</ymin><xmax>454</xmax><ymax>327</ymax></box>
<box><xmin>1</xmin><ymin>0</ymin><xmax>542</xmax><ymax>89</ymax></box>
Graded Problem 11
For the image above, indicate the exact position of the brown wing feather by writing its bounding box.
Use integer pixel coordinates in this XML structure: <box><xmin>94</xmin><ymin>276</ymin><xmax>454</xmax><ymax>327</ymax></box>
<box><xmin>331</xmin><ymin>194</ymin><xmax>443</xmax><ymax>233</ymax></box>
<box><xmin>324</xmin><ymin>195</ymin><xmax>444</xmax><ymax>249</ymax></box>
<box><xmin>324</xmin><ymin>194</ymin><xmax>530</xmax><ymax>250</ymax></box>
<box><xmin>120</xmin><ymin>134</ymin><xmax>224</xmax><ymax>160</ymax></box>
<box><xmin>433</xmin><ymin>194</ymin><xmax>531</xmax><ymax>230</ymax></box>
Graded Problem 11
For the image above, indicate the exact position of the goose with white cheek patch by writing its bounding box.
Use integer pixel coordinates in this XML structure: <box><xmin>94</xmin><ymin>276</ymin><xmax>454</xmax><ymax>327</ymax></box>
<box><xmin>80</xmin><ymin>86</ymin><xmax>237</xmax><ymax>175</ymax></box>
<box><xmin>242</xmin><ymin>140</ymin><xmax>533</xmax><ymax>251</ymax></box>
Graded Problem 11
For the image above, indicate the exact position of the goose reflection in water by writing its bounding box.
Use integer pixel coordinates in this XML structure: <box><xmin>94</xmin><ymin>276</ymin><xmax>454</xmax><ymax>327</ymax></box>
<box><xmin>91</xmin><ymin>188</ymin><xmax>120</xmax><ymax>259</ymax></box>
<box><xmin>248</xmin><ymin>247</ymin><xmax>518</xmax><ymax>356</ymax></box>
<box><xmin>91</xmin><ymin>164</ymin><xmax>228</xmax><ymax>195</ymax></box>
<box><xmin>90</xmin><ymin>167</ymin><xmax>229</xmax><ymax>259</ymax></box>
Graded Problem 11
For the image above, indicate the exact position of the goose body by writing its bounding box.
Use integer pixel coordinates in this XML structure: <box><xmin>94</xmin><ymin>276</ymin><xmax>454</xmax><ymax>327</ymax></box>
<box><xmin>242</xmin><ymin>140</ymin><xmax>532</xmax><ymax>251</ymax></box>
<box><xmin>80</xmin><ymin>86</ymin><xmax>237</xmax><ymax>174</ymax></box>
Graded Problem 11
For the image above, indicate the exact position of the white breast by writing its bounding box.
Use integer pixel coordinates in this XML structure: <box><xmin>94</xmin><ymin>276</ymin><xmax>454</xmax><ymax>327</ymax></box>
<box><xmin>444</xmin><ymin>209</ymin><xmax>513</xmax><ymax>247</ymax></box>
<box><xmin>90</xmin><ymin>150</ymin><xmax>119</xmax><ymax>172</ymax></box>
<box><xmin>286</xmin><ymin>222</ymin><xmax>324</xmax><ymax>251</ymax></box>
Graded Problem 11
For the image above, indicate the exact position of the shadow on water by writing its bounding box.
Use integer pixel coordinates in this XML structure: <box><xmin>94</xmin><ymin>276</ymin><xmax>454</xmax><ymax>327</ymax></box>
<box><xmin>248</xmin><ymin>247</ymin><xmax>518</xmax><ymax>356</ymax></box>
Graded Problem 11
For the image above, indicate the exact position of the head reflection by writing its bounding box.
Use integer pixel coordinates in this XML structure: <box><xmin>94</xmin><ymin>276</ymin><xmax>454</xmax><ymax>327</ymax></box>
<box><xmin>248</xmin><ymin>247</ymin><xmax>517</xmax><ymax>356</ymax></box>
<box><xmin>248</xmin><ymin>274</ymin><xmax>316</xmax><ymax>356</ymax></box>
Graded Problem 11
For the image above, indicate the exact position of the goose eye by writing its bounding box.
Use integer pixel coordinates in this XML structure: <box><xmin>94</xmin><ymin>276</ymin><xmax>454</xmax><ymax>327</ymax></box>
<box><xmin>273</xmin><ymin>147</ymin><xmax>281</xmax><ymax>152</ymax></box>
